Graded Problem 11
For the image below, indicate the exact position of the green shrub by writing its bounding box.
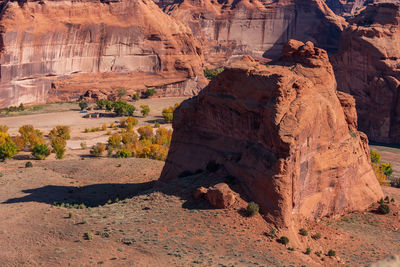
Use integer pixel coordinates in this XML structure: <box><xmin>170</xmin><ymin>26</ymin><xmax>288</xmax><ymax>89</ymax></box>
<box><xmin>117</xmin><ymin>88</ymin><xmax>128</xmax><ymax>99</ymax></box>
<box><xmin>32</xmin><ymin>144</ymin><xmax>50</xmax><ymax>160</ymax></box>
<box><xmin>49</xmin><ymin>126</ymin><xmax>71</xmax><ymax>140</ymax></box>
<box><xmin>370</xmin><ymin>150</ymin><xmax>381</xmax><ymax>164</ymax></box>
<box><xmin>268</xmin><ymin>228</ymin><xmax>277</xmax><ymax>239</ymax></box>
<box><xmin>299</xmin><ymin>228</ymin><xmax>308</xmax><ymax>236</ymax></box>
<box><xmin>108</xmin><ymin>135</ymin><xmax>121</xmax><ymax>149</ymax></box>
<box><xmin>132</xmin><ymin>92</ymin><xmax>140</xmax><ymax>101</ymax></box>
<box><xmin>51</xmin><ymin>137</ymin><xmax>66</xmax><ymax>159</ymax></box>
<box><xmin>96</xmin><ymin>99</ymin><xmax>109</xmax><ymax>109</ymax></box>
<box><xmin>378</xmin><ymin>204</ymin><xmax>390</xmax><ymax>214</ymax></box>
<box><xmin>277</xmin><ymin>236</ymin><xmax>289</xmax><ymax>245</ymax></box>
<box><xmin>204</xmin><ymin>67</ymin><xmax>224</xmax><ymax>80</ymax></box>
<box><xmin>144</xmin><ymin>88</ymin><xmax>157</xmax><ymax>98</ymax></box>
<box><xmin>84</xmin><ymin>232</ymin><xmax>93</xmax><ymax>240</ymax></box>
<box><xmin>0</xmin><ymin>137</ymin><xmax>17</xmax><ymax>161</ymax></box>
<box><xmin>305</xmin><ymin>248</ymin><xmax>311</xmax><ymax>255</ymax></box>
<box><xmin>154</xmin><ymin>122</ymin><xmax>160</xmax><ymax>128</ymax></box>
<box><xmin>113</xmin><ymin>100</ymin><xmax>135</xmax><ymax>116</ymax></box>
<box><xmin>380</xmin><ymin>162</ymin><xmax>393</xmax><ymax>178</ymax></box>
<box><xmin>140</xmin><ymin>105</ymin><xmax>150</xmax><ymax>117</ymax></box>
<box><xmin>79</xmin><ymin>101</ymin><xmax>89</xmax><ymax>111</ymax></box>
<box><xmin>327</xmin><ymin>250</ymin><xmax>336</xmax><ymax>257</ymax></box>
<box><xmin>247</xmin><ymin>202</ymin><xmax>259</xmax><ymax>217</ymax></box>
<box><xmin>116</xmin><ymin>149</ymin><xmax>132</xmax><ymax>158</ymax></box>
<box><xmin>311</xmin><ymin>233</ymin><xmax>321</xmax><ymax>240</ymax></box>
<box><xmin>25</xmin><ymin>161</ymin><xmax>33</xmax><ymax>168</ymax></box>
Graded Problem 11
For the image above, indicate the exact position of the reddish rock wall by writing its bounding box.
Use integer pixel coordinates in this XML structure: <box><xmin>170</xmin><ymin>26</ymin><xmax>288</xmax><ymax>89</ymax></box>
<box><xmin>160</xmin><ymin>40</ymin><xmax>383</xmax><ymax>227</ymax></box>
<box><xmin>0</xmin><ymin>0</ymin><xmax>205</xmax><ymax>107</ymax></box>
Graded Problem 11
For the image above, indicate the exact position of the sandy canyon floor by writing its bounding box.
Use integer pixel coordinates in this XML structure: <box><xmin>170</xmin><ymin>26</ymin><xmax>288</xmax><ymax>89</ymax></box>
<box><xmin>0</xmin><ymin>100</ymin><xmax>399</xmax><ymax>266</ymax></box>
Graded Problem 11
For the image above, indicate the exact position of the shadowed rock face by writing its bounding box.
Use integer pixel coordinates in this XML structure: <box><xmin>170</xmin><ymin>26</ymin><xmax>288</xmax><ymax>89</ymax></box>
<box><xmin>160</xmin><ymin>40</ymin><xmax>383</xmax><ymax>227</ymax></box>
<box><xmin>0</xmin><ymin>0</ymin><xmax>205</xmax><ymax>107</ymax></box>
<box><xmin>332</xmin><ymin>2</ymin><xmax>400</xmax><ymax>144</ymax></box>
<box><xmin>324</xmin><ymin>0</ymin><xmax>371</xmax><ymax>16</ymax></box>
<box><xmin>165</xmin><ymin>0</ymin><xmax>345</xmax><ymax>66</ymax></box>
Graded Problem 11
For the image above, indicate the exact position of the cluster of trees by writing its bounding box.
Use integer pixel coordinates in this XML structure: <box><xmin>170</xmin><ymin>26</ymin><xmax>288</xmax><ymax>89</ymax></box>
<box><xmin>162</xmin><ymin>103</ymin><xmax>180</xmax><ymax>123</ymax></box>
<box><xmin>90</xmin><ymin>119</ymin><xmax>171</xmax><ymax>161</ymax></box>
<box><xmin>0</xmin><ymin>124</ymin><xmax>70</xmax><ymax>161</ymax></box>
<box><xmin>204</xmin><ymin>67</ymin><xmax>224</xmax><ymax>80</ymax></box>
<box><xmin>370</xmin><ymin>150</ymin><xmax>393</xmax><ymax>185</ymax></box>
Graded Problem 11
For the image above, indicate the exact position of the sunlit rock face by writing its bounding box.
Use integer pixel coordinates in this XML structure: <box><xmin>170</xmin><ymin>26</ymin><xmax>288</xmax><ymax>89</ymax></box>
<box><xmin>0</xmin><ymin>0</ymin><xmax>205</xmax><ymax>107</ymax></box>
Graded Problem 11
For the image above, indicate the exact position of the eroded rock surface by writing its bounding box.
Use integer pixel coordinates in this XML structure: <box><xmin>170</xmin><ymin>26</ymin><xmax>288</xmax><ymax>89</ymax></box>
<box><xmin>160</xmin><ymin>40</ymin><xmax>383</xmax><ymax>227</ymax></box>
<box><xmin>165</xmin><ymin>0</ymin><xmax>345</xmax><ymax>66</ymax></box>
<box><xmin>0</xmin><ymin>0</ymin><xmax>205</xmax><ymax>107</ymax></box>
<box><xmin>332</xmin><ymin>2</ymin><xmax>400</xmax><ymax>144</ymax></box>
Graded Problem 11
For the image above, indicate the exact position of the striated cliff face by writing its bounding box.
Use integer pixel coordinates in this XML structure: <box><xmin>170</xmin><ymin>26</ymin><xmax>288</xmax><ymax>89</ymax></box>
<box><xmin>332</xmin><ymin>2</ymin><xmax>400</xmax><ymax>144</ymax></box>
<box><xmin>160</xmin><ymin>40</ymin><xmax>383</xmax><ymax>227</ymax></box>
<box><xmin>0</xmin><ymin>0</ymin><xmax>205</xmax><ymax>107</ymax></box>
<box><xmin>165</xmin><ymin>0</ymin><xmax>346</xmax><ymax>66</ymax></box>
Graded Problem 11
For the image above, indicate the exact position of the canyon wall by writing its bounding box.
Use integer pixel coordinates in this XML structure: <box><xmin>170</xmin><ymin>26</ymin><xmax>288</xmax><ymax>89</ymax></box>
<box><xmin>165</xmin><ymin>0</ymin><xmax>346</xmax><ymax>66</ymax></box>
<box><xmin>332</xmin><ymin>2</ymin><xmax>400</xmax><ymax>143</ymax></box>
<box><xmin>0</xmin><ymin>0</ymin><xmax>205</xmax><ymax>107</ymax></box>
<box><xmin>160</xmin><ymin>40</ymin><xmax>383</xmax><ymax>227</ymax></box>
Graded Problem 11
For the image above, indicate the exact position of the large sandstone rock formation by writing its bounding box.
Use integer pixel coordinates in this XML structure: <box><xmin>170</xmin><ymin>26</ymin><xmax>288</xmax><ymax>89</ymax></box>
<box><xmin>0</xmin><ymin>0</ymin><xmax>205</xmax><ymax>107</ymax></box>
<box><xmin>165</xmin><ymin>0</ymin><xmax>345</xmax><ymax>66</ymax></box>
<box><xmin>332</xmin><ymin>2</ymin><xmax>400</xmax><ymax>143</ymax></box>
<box><xmin>160</xmin><ymin>40</ymin><xmax>383</xmax><ymax>227</ymax></box>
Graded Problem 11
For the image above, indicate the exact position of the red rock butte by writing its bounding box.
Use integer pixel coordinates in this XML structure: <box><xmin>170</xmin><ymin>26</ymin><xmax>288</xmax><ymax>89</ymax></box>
<box><xmin>160</xmin><ymin>40</ymin><xmax>383</xmax><ymax>227</ymax></box>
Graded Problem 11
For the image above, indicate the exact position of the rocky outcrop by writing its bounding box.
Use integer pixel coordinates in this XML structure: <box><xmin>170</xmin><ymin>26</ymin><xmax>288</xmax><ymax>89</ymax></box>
<box><xmin>165</xmin><ymin>0</ymin><xmax>345</xmax><ymax>66</ymax></box>
<box><xmin>0</xmin><ymin>0</ymin><xmax>205</xmax><ymax>108</ymax></box>
<box><xmin>160</xmin><ymin>40</ymin><xmax>383</xmax><ymax>227</ymax></box>
<box><xmin>332</xmin><ymin>2</ymin><xmax>400</xmax><ymax>144</ymax></box>
<box><xmin>324</xmin><ymin>0</ymin><xmax>371</xmax><ymax>16</ymax></box>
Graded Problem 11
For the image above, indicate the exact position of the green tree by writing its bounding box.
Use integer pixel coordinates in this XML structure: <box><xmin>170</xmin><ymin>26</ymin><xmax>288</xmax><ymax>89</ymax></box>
<box><xmin>0</xmin><ymin>136</ymin><xmax>17</xmax><ymax>161</ymax></box>
<box><xmin>140</xmin><ymin>105</ymin><xmax>150</xmax><ymax>117</ymax></box>
<box><xmin>380</xmin><ymin>163</ymin><xmax>393</xmax><ymax>178</ymax></box>
<box><xmin>32</xmin><ymin>144</ymin><xmax>50</xmax><ymax>160</ymax></box>
<box><xmin>144</xmin><ymin>88</ymin><xmax>157</xmax><ymax>98</ymax></box>
<box><xmin>79</xmin><ymin>101</ymin><xmax>89</xmax><ymax>111</ymax></box>
<box><xmin>117</xmin><ymin>88</ymin><xmax>128</xmax><ymax>99</ymax></box>
<box><xmin>370</xmin><ymin>150</ymin><xmax>381</xmax><ymax>164</ymax></box>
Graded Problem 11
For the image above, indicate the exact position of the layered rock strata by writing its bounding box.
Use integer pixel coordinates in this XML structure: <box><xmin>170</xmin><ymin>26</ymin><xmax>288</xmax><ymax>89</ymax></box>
<box><xmin>160</xmin><ymin>40</ymin><xmax>383</xmax><ymax>227</ymax></box>
<box><xmin>0</xmin><ymin>0</ymin><xmax>205</xmax><ymax>107</ymax></box>
<box><xmin>332</xmin><ymin>2</ymin><xmax>400</xmax><ymax>143</ymax></box>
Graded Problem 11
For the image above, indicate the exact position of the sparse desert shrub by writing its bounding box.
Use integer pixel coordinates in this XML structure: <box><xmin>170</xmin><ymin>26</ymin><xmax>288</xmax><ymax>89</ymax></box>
<box><xmin>268</xmin><ymin>228</ymin><xmax>277</xmax><ymax>239</ymax></box>
<box><xmin>106</xmin><ymin>130</ymin><xmax>112</xmax><ymax>135</ymax></box>
<box><xmin>204</xmin><ymin>67</ymin><xmax>224</xmax><ymax>80</ymax></box>
<box><xmin>32</xmin><ymin>143</ymin><xmax>50</xmax><ymax>160</ymax></box>
<box><xmin>51</xmin><ymin>137</ymin><xmax>66</xmax><ymax>159</ymax></box>
<box><xmin>311</xmin><ymin>233</ymin><xmax>321</xmax><ymax>240</ymax></box>
<box><xmin>0</xmin><ymin>133</ymin><xmax>17</xmax><ymax>161</ymax></box>
<box><xmin>117</xmin><ymin>88</ymin><xmax>128</xmax><ymax>99</ymax></box>
<box><xmin>90</xmin><ymin>143</ymin><xmax>106</xmax><ymax>157</ymax></box>
<box><xmin>0</xmin><ymin>125</ymin><xmax>8</xmax><ymax>133</ymax></box>
<box><xmin>49</xmin><ymin>125</ymin><xmax>71</xmax><ymax>140</ymax></box>
<box><xmin>140</xmin><ymin>105</ymin><xmax>150</xmax><ymax>117</ymax></box>
<box><xmin>80</xmin><ymin>142</ymin><xmax>87</xmax><ymax>149</ymax></box>
<box><xmin>206</xmin><ymin>160</ymin><xmax>220</xmax><ymax>173</ymax></box>
<box><xmin>144</xmin><ymin>88</ymin><xmax>157</xmax><ymax>98</ymax></box>
<box><xmin>120</xmin><ymin>117</ymin><xmax>138</xmax><ymax>128</ymax></box>
<box><xmin>278</xmin><ymin>236</ymin><xmax>289</xmax><ymax>245</ymax></box>
<box><xmin>12</xmin><ymin>136</ymin><xmax>25</xmax><ymax>150</ymax></box>
<box><xmin>136</xmin><ymin>144</ymin><xmax>168</xmax><ymax>161</ymax></box>
<box><xmin>25</xmin><ymin>161</ymin><xmax>33</xmax><ymax>168</ymax></box>
<box><xmin>162</xmin><ymin>103</ymin><xmax>180</xmax><ymax>123</ymax></box>
<box><xmin>137</xmin><ymin>126</ymin><xmax>154</xmax><ymax>140</ymax></box>
<box><xmin>101</xmin><ymin>124</ymin><xmax>107</xmax><ymax>131</ymax></box>
<box><xmin>116</xmin><ymin>149</ymin><xmax>132</xmax><ymax>158</ymax></box>
<box><xmin>305</xmin><ymin>248</ymin><xmax>311</xmax><ymax>255</ymax></box>
<box><xmin>247</xmin><ymin>202</ymin><xmax>259</xmax><ymax>217</ymax></box>
<box><xmin>121</xmin><ymin>132</ymin><xmax>138</xmax><ymax>145</ymax></box>
<box><xmin>84</xmin><ymin>232</ymin><xmax>93</xmax><ymax>240</ymax></box>
<box><xmin>132</xmin><ymin>92</ymin><xmax>140</xmax><ymax>101</ymax></box>
<box><xmin>154</xmin><ymin>122</ymin><xmax>160</xmax><ymax>128</ymax></box>
<box><xmin>299</xmin><ymin>228</ymin><xmax>308</xmax><ymax>236</ymax></box>
<box><xmin>327</xmin><ymin>250</ymin><xmax>336</xmax><ymax>257</ymax></box>
<box><xmin>79</xmin><ymin>101</ymin><xmax>89</xmax><ymax>111</ymax></box>
<box><xmin>108</xmin><ymin>135</ymin><xmax>121</xmax><ymax>149</ymax></box>
<box><xmin>380</xmin><ymin>162</ymin><xmax>393</xmax><ymax>178</ymax></box>
<box><xmin>154</xmin><ymin>128</ymin><xmax>172</xmax><ymax>146</ymax></box>
<box><xmin>378</xmin><ymin>204</ymin><xmax>390</xmax><ymax>214</ymax></box>
<box><xmin>370</xmin><ymin>150</ymin><xmax>381</xmax><ymax>164</ymax></box>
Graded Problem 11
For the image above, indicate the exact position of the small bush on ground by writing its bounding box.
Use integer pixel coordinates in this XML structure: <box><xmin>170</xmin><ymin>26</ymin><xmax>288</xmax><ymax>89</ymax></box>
<box><xmin>380</xmin><ymin>162</ymin><xmax>393</xmax><ymax>178</ymax></box>
<box><xmin>79</xmin><ymin>101</ymin><xmax>89</xmax><ymax>111</ymax></box>
<box><xmin>144</xmin><ymin>88</ymin><xmax>156</xmax><ymax>98</ymax></box>
<box><xmin>113</xmin><ymin>100</ymin><xmax>135</xmax><ymax>116</ymax></box>
<box><xmin>140</xmin><ymin>105</ymin><xmax>150</xmax><ymax>117</ymax></box>
<box><xmin>51</xmin><ymin>137</ymin><xmax>66</xmax><ymax>159</ymax></box>
<box><xmin>154</xmin><ymin>128</ymin><xmax>172</xmax><ymax>146</ymax></box>
<box><xmin>90</xmin><ymin>143</ymin><xmax>106</xmax><ymax>157</ymax></box>
<box><xmin>108</xmin><ymin>135</ymin><xmax>121</xmax><ymax>149</ymax></box>
<box><xmin>137</xmin><ymin>126</ymin><xmax>154</xmax><ymax>140</ymax></box>
<box><xmin>117</xmin><ymin>88</ymin><xmax>128</xmax><ymax>99</ymax></box>
<box><xmin>162</xmin><ymin>103</ymin><xmax>180</xmax><ymax>123</ymax></box>
<box><xmin>49</xmin><ymin>125</ymin><xmax>71</xmax><ymax>140</ymax></box>
<box><xmin>25</xmin><ymin>161</ymin><xmax>33</xmax><ymax>168</ymax></box>
<box><xmin>370</xmin><ymin>150</ymin><xmax>381</xmax><ymax>164</ymax></box>
<box><xmin>277</xmin><ymin>236</ymin><xmax>289</xmax><ymax>245</ymax></box>
<box><xmin>0</xmin><ymin>133</ymin><xmax>17</xmax><ymax>161</ymax></box>
<box><xmin>154</xmin><ymin>122</ymin><xmax>160</xmax><ymax>128</ymax></box>
<box><xmin>116</xmin><ymin>149</ymin><xmax>132</xmax><ymax>158</ymax></box>
<box><xmin>378</xmin><ymin>204</ymin><xmax>390</xmax><ymax>214</ymax></box>
<box><xmin>327</xmin><ymin>250</ymin><xmax>336</xmax><ymax>257</ymax></box>
<box><xmin>299</xmin><ymin>228</ymin><xmax>308</xmax><ymax>236</ymax></box>
<box><xmin>247</xmin><ymin>202</ymin><xmax>259</xmax><ymax>217</ymax></box>
<box><xmin>305</xmin><ymin>248</ymin><xmax>311</xmax><ymax>255</ymax></box>
<box><xmin>132</xmin><ymin>92</ymin><xmax>140</xmax><ymax>101</ymax></box>
<box><xmin>32</xmin><ymin>144</ymin><xmax>50</xmax><ymax>160</ymax></box>
<box><xmin>311</xmin><ymin>233</ymin><xmax>321</xmax><ymax>240</ymax></box>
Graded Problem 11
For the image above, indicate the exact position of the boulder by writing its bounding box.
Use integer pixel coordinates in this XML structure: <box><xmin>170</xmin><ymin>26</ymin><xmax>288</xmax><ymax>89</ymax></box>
<box><xmin>205</xmin><ymin>183</ymin><xmax>236</xmax><ymax>209</ymax></box>
<box><xmin>193</xmin><ymin>187</ymin><xmax>208</xmax><ymax>199</ymax></box>
<box><xmin>160</xmin><ymin>40</ymin><xmax>383</xmax><ymax>227</ymax></box>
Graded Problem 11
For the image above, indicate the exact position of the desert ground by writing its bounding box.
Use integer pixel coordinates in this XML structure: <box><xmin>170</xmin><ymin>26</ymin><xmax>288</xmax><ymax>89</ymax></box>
<box><xmin>0</xmin><ymin>99</ymin><xmax>399</xmax><ymax>266</ymax></box>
